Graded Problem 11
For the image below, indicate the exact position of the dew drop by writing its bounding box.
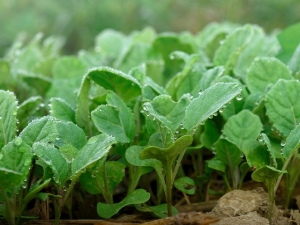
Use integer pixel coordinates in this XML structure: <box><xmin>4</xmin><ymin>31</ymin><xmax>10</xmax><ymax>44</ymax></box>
<box><xmin>12</xmin><ymin>111</ymin><xmax>17</xmax><ymax>116</ymax></box>
<box><xmin>0</xmin><ymin>153</ymin><xmax>3</xmax><ymax>160</ymax></box>
<box><xmin>236</xmin><ymin>94</ymin><xmax>242</xmax><ymax>101</ymax></box>
<box><xmin>153</xmin><ymin>118</ymin><xmax>156</xmax><ymax>121</ymax></box>
<box><xmin>198</xmin><ymin>90</ymin><xmax>203</xmax><ymax>95</ymax></box>
<box><xmin>213</xmin><ymin>112</ymin><xmax>218</xmax><ymax>117</ymax></box>
<box><xmin>281</xmin><ymin>140</ymin><xmax>286</xmax><ymax>147</ymax></box>
<box><xmin>257</xmin><ymin>134</ymin><xmax>263</xmax><ymax>142</ymax></box>
<box><xmin>190</xmin><ymin>96</ymin><xmax>194</xmax><ymax>100</ymax></box>
<box><xmin>175</xmin><ymin>130</ymin><xmax>179</xmax><ymax>134</ymax></box>
<box><xmin>240</xmin><ymin>152</ymin><xmax>244</xmax><ymax>158</ymax></box>
<box><xmin>209</xmin><ymin>115</ymin><xmax>214</xmax><ymax>119</ymax></box>
<box><xmin>0</xmin><ymin>116</ymin><xmax>2</xmax><ymax>120</ymax></box>
<box><xmin>40</xmin><ymin>103</ymin><xmax>45</xmax><ymax>108</ymax></box>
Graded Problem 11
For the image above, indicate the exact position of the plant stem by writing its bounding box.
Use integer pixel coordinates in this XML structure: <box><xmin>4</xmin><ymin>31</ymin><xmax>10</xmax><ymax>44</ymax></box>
<box><xmin>172</xmin><ymin>149</ymin><xmax>186</xmax><ymax>184</ymax></box>
<box><xmin>165</xmin><ymin>161</ymin><xmax>173</xmax><ymax>217</ymax></box>
<box><xmin>0</xmin><ymin>187</ymin><xmax>15</xmax><ymax>225</ymax></box>
<box><xmin>103</xmin><ymin>162</ymin><xmax>113</xmax><ymax>204</ymax></box>
<box><xmin>267</xmin><ymin>179</ymin><xmax>275</xmax><ymax>223</ymax></box>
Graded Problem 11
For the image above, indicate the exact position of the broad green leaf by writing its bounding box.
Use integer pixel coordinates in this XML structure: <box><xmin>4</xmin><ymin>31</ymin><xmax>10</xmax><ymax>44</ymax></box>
<box><xmin>217</xmin><ymin>75</ymin><xmax>247</xmax><ymax>120</ymax></box>
<box><xmin>0</xmin><ymin>90</ymin><xmax>17</xmax><ymax>148</ymax></box>
<box><xmin>0</xmin><ymin>138</ymin><xmax>31</xmax><ymax>191</ymax></box>
<box><xmin>33</xmin><ymin>57</ymin><xmax>57</xmax><ymax>78</ymax></box>
<box><xmin>143</xmin><ymin>94</ymin><xmax>191</xmax><ymax>133</ymax></box>
<box><xmin>260</xmin><ymin>133</ymin><xmax>277</xmax><ymax>168</ymax></box>
<box><xmin>288</xmin><ymin>43</ymin><xmax>300</xmax><ymax>76</ymax></box>
<box><xmin>277</xmin><ymin>22</ymin><xmax>300</xmax><ymax>63</ymax></box>
<box><xmin>251</xmin><ymin>165</ymin><xmax>285</xmax><ymax>183</ymax></box>
<box><xmin>50</xmin><ymin>98</ymin><xmax>75</xmax><ymax>123</ymax></box>
<box><xmin>17</xmin><ymin>96</ymin><xmax>42</xmax><ymax>130</ymax></box>
<box><xmin>80</xmin><ymin>161</ymin><xmax>126</xmax><ymax>195</ymax></box>
<box><xmin>215</xmin><ymin>138</ymin><xmax>241</xmax><ymax>169</ymax></box>
<box><xmin>282</xmin><ymin>124</ymin><xmax>300</xmax><ymax>159</ymax></box>
<box><xmin>21</xmin><ymin>74</ymin><xmax>52</xmax><ymax>97</ymax></box>
<box><xmin>19</xmin><ymin>116</ymin><xmax>57</xmax><ymax>147</ymax></box>
<box><xmin>174</xmin><ymin>177</ymin><xmax>196</xmax><ymax>195</ymax></box>
<box><xmin>207</xmin><ymin>158</ymin><xmax>226</xmax><ymax>173</ymax></box>
<box><xmin>242</xmin><ymin>141</ymin><xmax>270</xmax><ymax>169</ymax></box>
<box><xmin>59</xmin><ymin>145</ymin><xmax>78</xmax><ymax>163</ymax></box>
<box><xmin>55</xmin><ymin>120</ymin><xmax>87</xmax><ymax>150</ymax></box>
<box><xmin>140</xmin><ymin>135</ymin><xmax>193</xmax><ymax>164</ymax></box>
<box><xmin>246</xmin><ymin>57</ymin><xmax>292</xmax><ymax>95</ymax></box>
<box><xmin>71</xmin><ymin>134</ymin><xmax>116</xmax><ymax>177</ymax></box>
<box><xmin>265</xmin><ymin>79</ymin><xmax>300</xmax><ymax>137</ymax></box>
<box><xmin>214</xmin><ymin>25</ymin><xmax>254</xmax><ymax>74</ymax></box>
<box><xmin>183</xmin><ymin>82</ymin><xmax>241</xmax><ymax>132</ymax></box>
<box><xmin>92</xmin><ymin>91</ymin><xmax>136</xmax><ymax>143</ymax></box>
<box><xmin>223</xmin><ymin>110</ymin><xmax>262</xmax><ymax>150</ymax></box>
<box><xmin>198</xmin><ymin>66</ymin><xmax>224</xmax><ymax>91</ymax></box>
<box><xmin>200</xmin><ymin>120</ymin><xmax>220</xmax><ymax>150</ymax></box>
<box><xmin>33</xmin><ymin>143</ymin><xmax>68</xmax><ymax>185</ymax></box>
<box><xmin>46</xmin><ymin>56</ymin><xmax>87</xmax><ymax>106</ymax></box>
<box><xmin>135</xmin><ymin>203</ymin><xmax>178</xmax><ymax>218</ymax></box>
<box><xmin>95</xmin><ymin>29</ymin><xmax>125</xmax><ymax>58</ymax></box>
<box><xmin>234</xmin><ymin>28</ymin><xmax>280</xmax><ymax>82</ymax></box>
<box><xmin>75</xmin><ymin>75</ymin><xmax>92</xmax><ymax>137</ymax></box>
<box><xmin>152</xmin><ymin>33</ymin><xmax>194</xmax><ymax>84</ymax></box>
<box><xmin>97</xmin><ymin>189</ymin><xmax>150</xmax><ymax>219</ymax></box>
<box><xmin>0</xmin><ymin>60</ymin><xmax>10</xmax><ymax>86</ymax></box>
<box><xmin>88</xmin><ymin>67</ymin><xmax>142</xmax><ymax>103</ymax></box>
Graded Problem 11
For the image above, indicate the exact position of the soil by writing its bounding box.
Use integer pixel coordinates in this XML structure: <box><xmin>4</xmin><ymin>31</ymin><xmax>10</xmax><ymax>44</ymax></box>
<box><xmin>4</xmin><ymin>187</ymin><xmax>296</xmax><ymax>225</ymax></box>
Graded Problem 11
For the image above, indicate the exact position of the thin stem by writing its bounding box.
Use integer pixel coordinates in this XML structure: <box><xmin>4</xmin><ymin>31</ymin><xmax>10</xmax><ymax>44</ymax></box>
<box><xmin>172</xmin><ymin>149</ymin><xmax>186</xmax><ymax>184</ymax></box>
<box><xmin>274</xmin><ymin>153</ymin><xmax>294</xmax><ymax>193</ymax></box>
<box><xmin>165</xmin><ymin>161</ymin><xmax>173</xmax><ymax>217</ymax></box>
<box><xmin>267</xmin><ymin>179</ymin><xmax>275</xmax><ymax>223</ymax></box>
<box><xmin>103</xmin><ymin>162</ymin><xmax>113</xmax><ymax>204</ymax></box>
<box><xmin>0</xmin><ymin>187</ymin><xmax>15</xmax><ymax>225</ymax></box>
<box><xmin>222</xmin><ymin>174</ymin><xmax>232</xmax><ymax>191</ymax></box>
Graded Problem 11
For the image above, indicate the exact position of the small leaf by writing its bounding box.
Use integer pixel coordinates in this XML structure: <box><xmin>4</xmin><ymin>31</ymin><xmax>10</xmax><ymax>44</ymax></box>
<box><xmin>92</xmin><ymin>91</ymin><xmax>136</xmax><ymax>143</ymax></box>
<box><xmin>200</xmin><ymin>120</ymin><xmax>220</xmax><ymax>150</ymax></box>
<box><xmin>135</xmin><ymin>203</ymin><xmax>178</xmax><ymax>218</ymax></box>
<box><xmin>50</xmin><ymin>98</ymin><xmax>75</xmax><ymax>123</ymax></box>
<box><xmin>183</xmin><ymin>82</ymin><xmax>241</xmax><ymax>132</ymax></box>
<box><xmin>265</xmin><ymin>79</ymin><xmax>300</xmax><ymax>137</ymax></box>
<box><xmin>242</xmin><ymin>141</ymin><xmax>270</xmax><ymax>169</ymax></box>
<box><xmin>246</xmin><ymin>57</ymin><xmax>292</xmax><ymax>95</ymax></box>
<box><xmin>215</xmin><ymin>138</ymin><xmax>241</xmax><ymax>169</ymax></box>
<box><xmin>140</xmin><ymin>135</ymin><xmax>193</xmax><ymax>164</ymax></box>
<box><xmin>251</xmin><ymin>165</ymin><xmax>285</xmax><ymax>183</ymax></box>
<box><xmin>282</xmin><ymin>124</ymin><xmax>300</xmax><ymax>159</ymax></box>
<box><xmin>19</xmin><ymin>116</ymin><xmax>57</xmax><ymax>147</ymax></box>
<box><xmin>0</xmin><ymin>139</ymin><xmax>31</xmax><ymax>191</ymax></box>
<box><xmin>223</xmin><ymin>110</ymin><xmax>262</xmax><ymax>150</ymax></box>
<box><xmin>207</xmin><ymin>158</ymin><xmax>226</xmax><ymax>173</ymax></box>
<box><xmin>0</xmin><ymin>90</ymin><xmax>17</xmax><ymax>149</ymax></box>
<box><xmin>88</xmin><ymin>67</ymin><xmax>142</xmax><ymax>103</ymax></box>
<box><xmin>288</xmin><ymin>43</ymin><xmax>300</xmax><ymax>75</ymax></box>
<box><xmin>174</xmin><ymin>177</ymin><xmax>196</xmax><ymax>195</ymax></box>
<box><xmin>22</xmin><ymin>74</ymin><xmax>52</xmax><ymax>97</ymax></box>
<box><xmin>97</xmin><ymin>189</ymin><xmax>150</xmax><ymax>219</ymax></box>
<box><xmin>143</xmin><ymin>94</ymin><xmax>190</xmax><ymax>133</ymax></box>
<box><xmin>260</xmin><ymin>133</ymin><xmax>277</xmax><ymax>168</ymax></box>
<box><xmin>33</xmin><ymin>143</ymin><xmax>68</xmax><ymax>186</ymax></box>
<box><xmin>71</xmin><ymin>134</ymin><xmax>117</xmax><ymax>177</ymax></box>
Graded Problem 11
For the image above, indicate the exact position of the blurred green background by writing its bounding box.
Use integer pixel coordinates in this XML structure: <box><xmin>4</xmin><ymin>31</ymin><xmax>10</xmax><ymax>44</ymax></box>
<box><xmin>1</xmin><ymin>0</ymin><xmax>300</xmax><ymax>55</ymax></box>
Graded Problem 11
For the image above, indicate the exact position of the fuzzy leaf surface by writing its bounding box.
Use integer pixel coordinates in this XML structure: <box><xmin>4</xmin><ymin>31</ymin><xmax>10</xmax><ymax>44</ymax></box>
<box><xmin>215</xmin><ymin>138</ymin><xmax>241</xmax><ymax>169</ymax></box>
<box><xmin>50</xmin><ymin>98</ymin><xmax>75</xmax><ymax>123</ymax></box>
<box><xmin>282</xmin><ymin>124</ymin><xmax>300</xmax><ymax>159</ymax></box>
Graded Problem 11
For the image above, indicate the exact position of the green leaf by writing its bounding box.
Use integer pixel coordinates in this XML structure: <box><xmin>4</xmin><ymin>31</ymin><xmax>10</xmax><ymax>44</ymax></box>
<box><xmin>200</xmin><ymin>120</ymin><xmax>220</xmax><ymax>150</ymax></box>
<box><xmin>214</xmin><ymin>25</ymin><xmax>254</xmax><ymax>74</ymax></box>
<box><xmin>17</xmin><ymin>96</ymin><xmax>42</xmax><ymax>130</ymax></box>
<box><xmin>88</xmin><ymin>67</ymin><xmax>142</xmax><ymax>103</ymax></box>
<box><xmin>33</xmin><ymin>143</ymin><xmax>68</xmax><ymax>185</ymax></box>
<box><xmin>55</xmin><ymin>120</ymin><xmax>87</xmax><ymax>150</ymax></box>
<box><xmin>0</xmin><ymin>90</ymin><xmax>17</xmax><ymax>149</ymax></box>
<box><xmin>135</xmin><ymin>203</ymin><xmax>178</xmax><ymax>218</ymax></box>
<box><xmin>140</xmin><ymin>135</ymin><xmax>193</xmax><ymax>165</ymax></box>
<box><xmin>260</xmin><ymin>133</ymin><xmax>277</xmax><ymax>168</ymax></box>
<box><xmin>59</xmin><ymin>145</ymin><xmax>78</xmax><ymax>163</ymax></box>
<box><xmin>80</xmin><ymin>161</ymin><xmax>126</xmax><ymax>195</ymax></box>
<box><xmin>0</xmin><ymin>138</ymin><xmax>31</xmax><ymax>191</ymax></box>
<box><xmin>71</xmin><ymin>134</ymin><xmax>116</xmax><ymax>177</ymax></box>
<box><xmin>277</xmin><ymin>22</ymin><xmax>300</xmax><ymax>63</ymax></box>
<box><xmin>46</xmin><ymin>56</ymin><xmax>87</xmax><ymax>106</ymax></box>
<box><xmin>143</xmin><ymin>94</ymin><xmax>191</xmax><ymax>133</ymax></box>
<box><xmin>97</xmin><ymin>189</ymin><xmax>150</xmax><ymax>219</ymax></box>
<box><xmin>251</xmin><ymin>165</ymin><xmax>285</xmax><ymax>183</ymax></box>
<box><xmin>215</xmin><ymin>138</ymin><xmax>241</xmax><ymax>169</ymax></box>
<box><xmin>92</xmin><ymin>91</ymin><xmax>136</xmax><ymax>143</ymax></box>
<box><xmin>183</xmin><ymin>82</ymin><xmax>241</xmax><ymax>132</ymax></box>
<box><xmin>174</xmin><ymin>177</ymin><xmax>196</xmax><ymax>195</ymax></box>
<box><xmin>246</xmin><ymin>57</ymin><xmax>292</xmax><ymax>95</ymax></box>
<box><xmin>207</xmin><ymin>157</ymin><xmax>226</xmax><ymax>173</ymax></box>
<box><xmin>282</xmin><ymin>124</ymin><xmax>300</xmax><ymax>159</ymax></box>
<box><xmin>50</xmin><ymin>98</ymin><xmax>75</xmax><ymax>123</ymax></box>
<box><xmin>19</xmin><ymin>116</ymin><xmax>57</xmax><ymax>147</ymax></box>
<box><xmin>242</xmin><ymin>141</ymin><xmax>270</xmax><ymax>168</ymax></box>
<box><xmin>198</xmin><ymin>66</ymin><xmax>224</xmax><ymax>91</ymax></box>
<box><xmin>288</xmin><ymin>43</ymin><xmax>300</xmax><ymax>75</ymax></box>
<box><xmin>0</xmin><ymin>60</ymin><xmax>10</xmax><ymax>86</ymax></box>
<box><xmin>265</xmin><ymin>79</ymin><xmax>300</xmax><ymax>137</ymax></box>
<box><xmin>75</xmin><ymin>75</ymin><xmax>92</xmax><ymax>136</ymax></box>
<box><xmin>21</xmin><ymin>74</ymin><xmax>52</xmax><ymax>97</ymax></box>
<box><xmin>223</xmin><ymin>110</ymin><xmax>262</xmax><ymax>150</ymax></box>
